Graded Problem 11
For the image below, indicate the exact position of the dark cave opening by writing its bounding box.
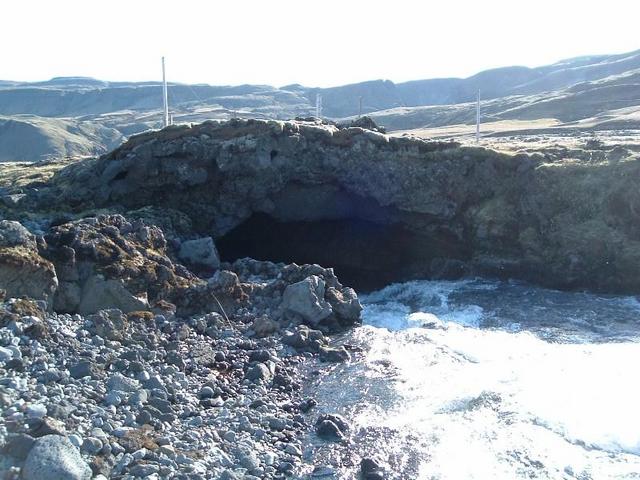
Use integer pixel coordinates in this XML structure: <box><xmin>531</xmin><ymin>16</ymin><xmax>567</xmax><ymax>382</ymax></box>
<box><xmin>216</xmin><ymin>213</ymin><xmax>469</xmax><ymax>291</ymax></box>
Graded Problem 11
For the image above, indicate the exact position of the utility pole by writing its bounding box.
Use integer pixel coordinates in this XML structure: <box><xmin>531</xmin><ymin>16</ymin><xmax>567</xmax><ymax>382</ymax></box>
<box><xmin>476</xmin><ymin>89</ymin><xmax>480</xmax><ymax>143</ymax></box>
<box><xmin>162</xmin><ymin>56</ymin><xmax>169</xmax><ymax>128</ymax></box>
<box><xmin>315</xmin><ymin>93</ymin><xmax>322</xmax><ymax>119</ymax></box>
<box><xmin>358</xmin><ymin>96</ymin><xmax>363</xmax><ymax>118</ymax></box>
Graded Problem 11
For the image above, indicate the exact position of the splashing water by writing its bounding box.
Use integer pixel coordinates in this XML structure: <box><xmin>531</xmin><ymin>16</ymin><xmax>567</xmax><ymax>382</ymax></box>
<box><xmin>305</xmin><ymin>279</ymin><xmax>640</xmax><ymax>479</ymax></box>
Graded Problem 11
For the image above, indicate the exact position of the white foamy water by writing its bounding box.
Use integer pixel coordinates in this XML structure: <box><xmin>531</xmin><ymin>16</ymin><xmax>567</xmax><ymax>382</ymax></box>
<box><xmin>309</xmin><ymin>279</ymin><xmax>640</xmax><ymax>479</ymax></box>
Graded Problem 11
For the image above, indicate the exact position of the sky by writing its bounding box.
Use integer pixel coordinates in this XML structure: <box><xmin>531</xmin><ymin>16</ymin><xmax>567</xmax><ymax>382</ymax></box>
<box><xmin>4</xmin><ymin>0</ymin><xmax>640</xmax><ymax>88</ymax></box>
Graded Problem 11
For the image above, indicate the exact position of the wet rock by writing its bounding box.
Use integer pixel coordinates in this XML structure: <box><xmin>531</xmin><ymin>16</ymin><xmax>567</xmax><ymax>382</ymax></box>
<box><xmin>315</xmin><ymin>414</ymin><xmax>349</xmax><ymax>441</ymax></box>
<box><xmin>282</xmin><ymin>325</ymin><xmax>325</xmax><ymax>351</ymax></box>
<box><xmin>299</xmin><ymin>398</ymin><xmax>317</xmax><ymax>413</ymax></box>
<box><xmin>319</xmin><ymin>345</ymin><xmax>351</xmax><ymax>363</ymax></box>
<box><xmin>179</xmin><ymin>236</ymin><xmax>220</xmax><ymax>269</ymax></box>
<box><xmin>361</xmin><ymin>457</ymin><xmax>385</xmax><ymax>479</ymax></box>
<box><xmin>22</xmin><ymin>434</ymin><xmax>92</xmax><ymax>480</ymax></box>
<box><xmin>311</xmin><ymin>465</ymin><xmax>338</xmax><ymax>478</ymax></box>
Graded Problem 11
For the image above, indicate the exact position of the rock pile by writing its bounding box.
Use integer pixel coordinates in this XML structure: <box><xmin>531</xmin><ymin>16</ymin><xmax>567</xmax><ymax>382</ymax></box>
<box><xmin>0</xmin><ymin>214</ymin><xmax>362</xmax><ymax>479</ymax></box>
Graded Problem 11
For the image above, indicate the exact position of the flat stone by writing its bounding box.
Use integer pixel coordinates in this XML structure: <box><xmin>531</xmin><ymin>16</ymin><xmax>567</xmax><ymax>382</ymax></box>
<box><xmin>22</xmin><ymin>435</ymin><xmax>92</xmax><ymax>480</ymax></box>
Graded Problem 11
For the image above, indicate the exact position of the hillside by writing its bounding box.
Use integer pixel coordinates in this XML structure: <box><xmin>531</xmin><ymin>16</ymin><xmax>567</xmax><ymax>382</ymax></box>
<box><xmin>1</xmin><ymin>49</ymin><xmax>639</xmax><ymax>160</ymax></box>
<box><xmin>0</xmin><ymin>115</ymin><xmax>123</xmax><ymax>162</ymax></box>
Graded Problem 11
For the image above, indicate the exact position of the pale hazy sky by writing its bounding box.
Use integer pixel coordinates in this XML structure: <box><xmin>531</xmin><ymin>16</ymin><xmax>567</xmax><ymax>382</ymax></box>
<box><xmin>4</xmin><ymin>0</ymin><xmax>639</xmax><ymax>87</ymax></box>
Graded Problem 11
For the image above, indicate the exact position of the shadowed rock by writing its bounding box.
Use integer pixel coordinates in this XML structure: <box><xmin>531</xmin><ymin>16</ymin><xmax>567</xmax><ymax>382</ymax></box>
<box><xmin>40</xmin><ymin>118</ymin><xmax>640</xmax><ymax>293</ymax></box>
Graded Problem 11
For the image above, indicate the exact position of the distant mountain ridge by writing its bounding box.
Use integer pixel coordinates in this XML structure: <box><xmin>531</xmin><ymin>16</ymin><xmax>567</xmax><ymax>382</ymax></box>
<box><xmin>2</xmin><ymin>49</ymin><xmax>639</xmax><ymax>118</ymax></box>
<box><xmin>0</xmin><ymin>48</ymin><xmax>639</xmax><ymax>161</ymax></box>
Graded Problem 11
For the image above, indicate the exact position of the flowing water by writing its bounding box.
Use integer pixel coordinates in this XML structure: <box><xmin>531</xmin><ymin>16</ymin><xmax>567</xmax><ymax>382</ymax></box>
<box><xmin>304</xmin><ymin>278</ymin><xmax>640</xmax><ymax>479</ymax></box>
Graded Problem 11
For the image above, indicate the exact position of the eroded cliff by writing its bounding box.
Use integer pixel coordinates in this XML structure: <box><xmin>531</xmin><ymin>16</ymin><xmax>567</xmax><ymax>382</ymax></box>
<box><xmin>35</xmin><ymin>118</ymin><xmax>640</xmax><ymax>293</ymax></box>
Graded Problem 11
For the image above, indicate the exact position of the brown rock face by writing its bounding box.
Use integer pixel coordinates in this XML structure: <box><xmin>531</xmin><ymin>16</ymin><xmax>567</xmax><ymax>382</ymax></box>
<box><xmin>0</xmin><ymin>246</ymin><xmax>58</xmax><ymax>303</ymax></box>
<box><xmin>43</xmin><ymin>214</ymin><xmax>199</xmax><ymax>314</ymax></box>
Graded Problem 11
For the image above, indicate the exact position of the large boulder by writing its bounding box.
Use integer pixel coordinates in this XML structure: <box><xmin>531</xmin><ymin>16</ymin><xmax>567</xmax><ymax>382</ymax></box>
<box><xmin>281</xmin><ymin>275</ymin><xmax>332</xmax><ymax>326</ymax></box>
<box><xmin>0</xmin><ymin>220</ymin><xmax>36</xmax><ymax>249</ymax></box>
<box><xmin>77</xmin><ymin>275</ymin><xmax>148</xmax><ymax>315</ymax></box>
<box><xmin>178</xmin><ymin>236</ymin><xmax>220</xmax><ymax>270</ymax></box>
<box><xmin>44</xmin><ymin>214</ymin><xmax>200</xmax><ymax>315</ymax></box>
<box><xmin>0</xmin><ymin>221</ymin><xmax>57</xmax><ymax>304</ymax></box>
<box><xmin>21</xmin><ymin>434</ymin><xmax>92</xmax><ymax>480</ymax></box>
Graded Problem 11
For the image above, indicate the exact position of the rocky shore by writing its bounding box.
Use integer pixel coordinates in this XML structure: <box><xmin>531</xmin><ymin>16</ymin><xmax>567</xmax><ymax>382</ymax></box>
<box><xmin>1</xmin><ymin>117</ymin><xmax>640</xmax><ymax>478</ymax></box>
<box><xmin>0</xmin><ymin>214</ymin><xmax>364</xmax><ymax>479</ymax></box>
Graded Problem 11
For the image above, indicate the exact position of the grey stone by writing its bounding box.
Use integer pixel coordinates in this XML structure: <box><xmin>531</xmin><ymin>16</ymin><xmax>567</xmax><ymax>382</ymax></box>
<box><xmin>22</xmin><ymin>435</ymin><xmax>92</xmax><ymax>480</ymax></box>
<box><xmin>179</xmin><ymin>237</ymin><xmax>220</xmax><ymax>269</ymax></box>
<box><xmin>87</xmin><ymin>309</ymin><xmax>128</xmax><ymax>341</ymax></box>
<box><xmin>0</xmin><ymin>346</ymin><xmax>13</xmax><ymax>362</ymax></box>
<box><xmin>199</xmin><ymin>386</ymin><xmax>215</xmax><ymax>399</ymax></box>
<box><xmin>78</xmin><ymin>275</ymin><xmax>148</xmax><ymax>315</ymax></box>
<box><xmin>69</xmin><ymin>360</ymin><xmax>103</xmax><ymax>379</ymax></box>
<box><xmin>245</xmin><ymin>363</ymin><xmax>272</xmax><ymax>382</ymax></box>
<box><xmin>107</xmin><ymin>373</ymin><xmax>140</xmax><ymax>393</ymax></box>
<box><xmin>0</xmin><ymin>220</ymin><xmax>35</xmax><ymax>248</ymax></box>
<box><xmin>129</xmin><ymin>463</ymin><xmax>160</xmax><ymax>476</ymax></box>
<box><xmin>281</xmin><ymin>275</ymin><xmax>332</xmax><ymax>326</ymax></box>
<box><xmin>2</xmin><ymin>433</ymin><xmax>35</xmax><ymax>460</ymax></box>
<box><xmin>239</xmin><ymin>451</ymin><xmax>260</xmax><ymax>470</ymax></box>
<box><xmin>319</xmin><ymin>345</ymin><xmax>351</xmax><ymax>363</ymax></box>
<box><xmin>325</xmin><ymin>286</ymin><xmax>362</xmax><ymax>323</ymax></box>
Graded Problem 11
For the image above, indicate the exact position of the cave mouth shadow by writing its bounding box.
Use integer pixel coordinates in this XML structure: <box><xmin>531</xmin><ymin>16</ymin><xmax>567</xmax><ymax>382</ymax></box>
<box><xmin>216</xmin><ymin>213</ymin><xmax>468</xmax><ymax>292</ymax></box>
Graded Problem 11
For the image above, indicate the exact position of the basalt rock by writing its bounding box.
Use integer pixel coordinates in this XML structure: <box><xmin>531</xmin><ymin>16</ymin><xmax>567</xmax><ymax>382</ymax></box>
<box><xmin>40</xmin><ymin>118</ymin><xmax>640</xmax><ymax>293</ymax></box>
<box><xmin>43</xmin><ymin>214</ymin><xmax>200</xmax><ymax>315</ymax></box>
<box><xmin>0</xmin><ymin>220</ymin><xmax>58</xmax><ymax>304</ymax></box>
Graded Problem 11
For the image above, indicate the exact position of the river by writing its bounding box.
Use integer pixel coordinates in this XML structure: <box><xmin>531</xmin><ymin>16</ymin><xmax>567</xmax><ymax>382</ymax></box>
<box><xmin>301</xmin><ymin>278</ymin><xmax>640</xmax><ymax>479</ymax></box>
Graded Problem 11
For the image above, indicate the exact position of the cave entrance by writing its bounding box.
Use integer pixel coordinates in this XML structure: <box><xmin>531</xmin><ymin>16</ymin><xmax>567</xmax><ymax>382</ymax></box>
<box><xmin>216</xmin><ymin>213</ymin><xmax>465</xmax><ymax>291</ymax></box>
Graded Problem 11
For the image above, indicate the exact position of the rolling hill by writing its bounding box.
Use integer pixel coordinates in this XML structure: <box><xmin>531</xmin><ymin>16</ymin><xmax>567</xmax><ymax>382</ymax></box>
<box><xmin>1</xmin><ymin>48</ymin><xmax>639</xmax><ymax>160</ymax></box>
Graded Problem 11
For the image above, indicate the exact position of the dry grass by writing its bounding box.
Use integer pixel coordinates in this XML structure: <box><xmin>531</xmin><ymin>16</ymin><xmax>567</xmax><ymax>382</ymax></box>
<box><xmin>0</xmin><ymin>160</ymin><xmax>71</xmax><ymax>192</ymax></box>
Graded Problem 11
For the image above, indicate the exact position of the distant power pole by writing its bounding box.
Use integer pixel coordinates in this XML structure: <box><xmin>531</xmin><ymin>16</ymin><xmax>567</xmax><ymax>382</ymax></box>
<box><xmin>358</xmin><ymin>96</ymin><xmax>363</xmax><ymax>118</ymax></box>
<box><xmin>476</xmin><ymin>89</ymin><xmax>480</xmax><ymax>143</ymax></box>
<box><xmin>315</xmin><ymin>93</ymin><xmax>322</xmax><ymax>119</ymax></box>
<box><xmin>162</xmin><ymin>57</ymin><xmax>169</xmax><ymax>128</ymax></box>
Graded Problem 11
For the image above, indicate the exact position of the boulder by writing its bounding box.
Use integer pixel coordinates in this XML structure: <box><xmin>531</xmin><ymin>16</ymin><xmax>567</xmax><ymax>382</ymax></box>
<box><xmin>22</xmin><ymin>434</ymin><xmax>92</xmax><ymax>480</ymax></box>
<box><xmin>252</xmin><ymin>316</ymin><xmax>278</xmax><ymax>337</ymax></box>
<box><xmin>0</xmin><ymin>221</ymin><xmax>57</xmax><ymax>304</ymax></box>
<box><xmin>44</xmin><ymin>215</ymin><xmax>200</xmax><ymax>315</ymax></box>
<box><xmin>325</xmin><ymin>286</ymin><xmax>362</xmax><ymax>325</ymax></box>
<box><xmin>315</xmin><ymin>414</ymin><xmax>349</xmax><ymax>442</ymax></box>
<box><xmin>281</xmin><ymin>275</ymin><xmax>332</xmax><ymax>326</ymax></box>
<box><xmin>77</xmin><ymin>275</ymin><xmax>148</xmax><ymax>315</ymax></box>
<box><xmin>319</xmin><ymin>345</ymin><xmax>351</xmax><ymax>363</ymax></box>
<box><xmin>86</xmin><ymin>309</ymin><xmax>128</xmax><ymax>342</ymax></box>
<box><xmin>0</xmin><ymin>220</ymin><xmax>36</xmax><ymax>249</ymax></box>
<box><xmin>179</xmin><ymin>237</ymin><xmax>220</xmax><ymax>269</ymax></box>
<box><xmin>282</xmin><ymin>325</ymin><xmax>325</xmax><ymax>352</ymax></box>
<box><xmin>0</xmin><ymin>246</ymin><xmax>57</xmax><ymax>304</ymax></box>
